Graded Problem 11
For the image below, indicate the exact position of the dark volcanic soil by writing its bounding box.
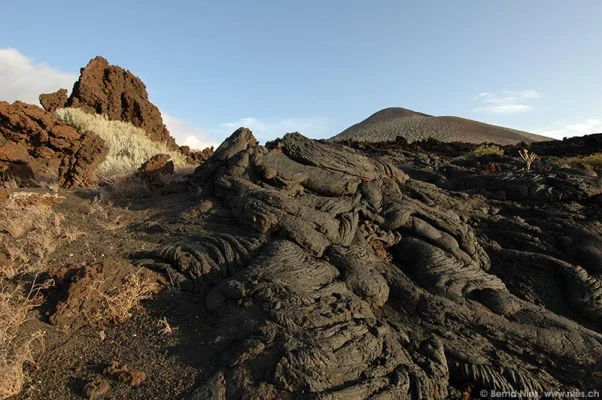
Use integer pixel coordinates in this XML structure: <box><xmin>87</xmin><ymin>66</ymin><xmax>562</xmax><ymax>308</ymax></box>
<box><xmin>10</xmin><ymin>188</ymin><xmax>213</xmax><ymax>399</ymax></box>
<box><xmin>6</xmin><ymin>132</ymin><xmax>602</xmax><ymax>399</ymax></box>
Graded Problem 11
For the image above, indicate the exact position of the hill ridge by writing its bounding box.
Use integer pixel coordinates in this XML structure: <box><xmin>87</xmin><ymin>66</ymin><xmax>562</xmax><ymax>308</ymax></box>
<box><xmin>332</xmin><ymin>107</ymin><xmax>552</xmax><ymax>145</ymax></box>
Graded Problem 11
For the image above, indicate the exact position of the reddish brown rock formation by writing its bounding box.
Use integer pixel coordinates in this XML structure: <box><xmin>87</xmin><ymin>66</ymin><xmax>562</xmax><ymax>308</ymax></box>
<box><xmin>137</xmin><ymin>154</ymin><xmax>174</xmax><ymax>182</ymax></box>
<box><xmin>0</xmin><ymin>101</ymin><xmax>108</xmax><ymax>188</ymax></box>
<box><xmin>179</xmin><ymin>145</ymin><xmax>214</xmax><ymax>164</ymax></box>
<box><xmin>57</xmin><ymin>130</ymin><xmax>109</xmax><ymax>188</ymax></box>
<box><xmin>67</xmin><ymin>56</ymin><xmax>177</xmax><ymax>150</ymax></box>
<box><xmin>103</xmin><ymin>361</ymin><xmax>146</xmax><ymax>387</ymax></box>
<box><xmin>39</xmin><ymin>88</ymin><xmax>68</xmax><ymax>113</ymax></box>
<box><xmin>0</xmin><ymin>187</ymin><xmax>10</xmax><ymax>206</ymax></box>
<box><xmin>49</xmin><ymin>259</ymin><xmax>164</xmax><ymax>330</ymax></box>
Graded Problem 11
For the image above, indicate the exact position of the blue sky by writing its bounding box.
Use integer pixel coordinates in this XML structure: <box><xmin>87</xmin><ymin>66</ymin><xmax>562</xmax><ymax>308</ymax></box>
<box><xmin>1</xmin><ymin>0</ymin><xmax>601</xmax><ymax>147</ymax></box>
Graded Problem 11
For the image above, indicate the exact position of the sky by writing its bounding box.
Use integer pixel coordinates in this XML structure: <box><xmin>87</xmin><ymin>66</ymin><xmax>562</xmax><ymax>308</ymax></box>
<box><xmin>1</xmin><ymin>0</ymin><xmax>601</xmax><ymax>148</ymax></box>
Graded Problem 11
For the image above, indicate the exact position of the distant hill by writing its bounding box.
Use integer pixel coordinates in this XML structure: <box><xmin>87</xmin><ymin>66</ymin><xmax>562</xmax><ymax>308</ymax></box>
<box><xmin>331</xmin><ymin>107</ymin><xmax>553</xmax><ymax>145</ymax></box>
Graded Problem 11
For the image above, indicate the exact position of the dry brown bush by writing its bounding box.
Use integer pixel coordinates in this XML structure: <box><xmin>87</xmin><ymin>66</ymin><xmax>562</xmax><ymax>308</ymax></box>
<box><xmin>0</xmin><ymin>201</ymin><xmax>60</xmax><ymax>277</ymax></box>
<box><xmin>518</xmin><ymin>148</ymin><xmax>538</xmax><ymax>171</ymax></box>
<box><xmin>0</xmin><ymin>195</ymin><xmax>81</xmax><ymax>278</ymax></box>
<box><xmin>62</xmin><ymin>226</ymin><xmax>85</xmax><ymax>244</ymax></box>
<box><xmin>88</xmin><ymin>272</ymin><xmax>160</xmax><ymax>325</ymax></box>
<box><xmin>105</xmin><ymin>175</ymin><xmax>151</xmax><ymax>200</ymax></box>
<box><xmin>0</xmin><ymin>281</ymin><xmax>45</xmax><ymax>399</ymax></box>
<box><xmin>100</xmin><ymin>165</ymin><xmax>195</xmax><ymax>200</ymax></box>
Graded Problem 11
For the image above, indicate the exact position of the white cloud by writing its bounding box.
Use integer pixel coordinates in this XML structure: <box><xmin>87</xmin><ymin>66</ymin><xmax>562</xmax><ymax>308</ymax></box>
<box><xmin>475</xmin><ymin>104</ymin><xmax>533</xmax><ymax>114</ymax></box>
<box><xmin>219</xmin><ymin>116</ymin><xmax>331</xmax><ymax>142</ymax></box>
<box><xmin>0</xmin><ymin>48</ymin><xmax>76</xmax><ymax>105</ymax></box>
<box><xmin>534</xmin><ymin>118</ymin><xmax>602</xmax><ymax>139</ymax></box>
<box><xmin>162</xmin><ymin>112</ymin><xmax>221</xmax><ymax>150</ymax></box>
<box><xmin>472</xmin><ymin>90</ymin><xmax>540</xmax><ymax>114</ymax></box>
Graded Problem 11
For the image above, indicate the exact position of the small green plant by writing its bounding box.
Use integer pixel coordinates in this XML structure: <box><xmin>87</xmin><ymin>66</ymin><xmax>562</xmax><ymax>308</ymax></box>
<box><xmin>558</xmin><ymin>153</ymin><xmax>602</xmax><ymax>170</ymax></box>
<box><xmin>518</xmin><ymin>148</ymin><xmax>538</xmax><ymax>171</ymax></box>
<box><xmin>470</xmin><ymin>145</ymin><xmax>504</xmax><ymax>158</ymax></box>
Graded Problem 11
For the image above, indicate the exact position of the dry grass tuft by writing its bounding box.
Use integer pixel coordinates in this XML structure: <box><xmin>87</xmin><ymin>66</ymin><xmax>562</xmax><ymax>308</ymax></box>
<box><xmin>88</xmin><ymin>195</ymin><xmax>107</xmax><ymax>216</ymax></box>
<box><xmin>157</xmin><ymin>317</ymin><xmax>175</xmax><ymax>335</ymax></box>
<box><xmin>55</xmin><ymin>108</ymin><xmax>187</xmax><ymax>179</ymax></box>
<box><xmin>88</xmin><ymin>272</ymin><xmax>160</xmax><ymax>325</ymax></box>
<box><xmin>0</xmin><ymin>282</ymin><xmax>45</xmax><ymax>399</ymax></box>
<box><xmin>0</xmin><ymin>202</ymin><xmax>59</xmax><ymax>277</ymax></box>
<box><xmin>0</xmin><ymin>176</ymin><xmax>19</xmax><ymax>190</ymax></box>
<box><xmin>101</xmin><ymin>174</ymin><xmax>151</xmax><ymax>200</ymax></box>
<box><xmin>0</xmin><ymin>196</ymin><xmax>79</xmax><ymax>278</ymax></box>
<box><xmin>94</xmin><ymin>165</ymin><xmax>194</xmax><ymax>202</ymax></box>
<box><xmin>62</xmin><ymin>226</ymin><xmax>85</xmax><ymax>244</ymax></box>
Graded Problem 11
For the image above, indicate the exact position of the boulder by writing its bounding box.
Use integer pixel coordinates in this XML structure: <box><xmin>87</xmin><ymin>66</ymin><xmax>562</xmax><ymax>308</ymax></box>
<box><xmin>81</xmin><ymin>377</ymin><xmax>111</xmax><ymax>400</ymax></box>
<box><xmin>179</xmin><ymin>145</ymin><xmax>214</xmax><ymax>164</ymax></box>
<box><xmin>0</xmin><ymin>101</ymin><xmax>108</xmax><ymax>188</ymax></box>
<box><xmin>137</xmin><ymin>154</ymin><xmax>174</xmax><ymax>181</ymax></box>
<box><xmin>39</xmin><ymin>88</ymin><xmax>68</xmax><ymax>112</ymax></box>
<box><xmin>57</xmin><ymin>130</ymin><xmax>110</xmax><ymax>189</ymax></box>
<box><xmin>67</xmin><ymin>56</ymin><xmax>177</xmax><ymax>150</ymax></box>
<box><xmin>103</xmin><ymin>361</ymin><xmax>146</xmax><ymax>387</ymax></box>
<box><xmin>49</xmin><ymin>260</ymin><xmax>164</xmax><ymax>330</ymax></box>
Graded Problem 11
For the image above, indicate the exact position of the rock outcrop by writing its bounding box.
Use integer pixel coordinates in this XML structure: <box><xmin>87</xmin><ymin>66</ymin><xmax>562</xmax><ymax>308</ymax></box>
<box><xmin>137</xmin><ymin>154</ymin><xmax>174</xmax><ymax>182</ymax></box>
<box><xmin>0</xmin><ymin>101</ymin><xmax>108</xmax><ymax>188</ymax></box>
<box><xmin>50</xmin><ymin>260</ymin><xmax>164</xmax><ymax>330</ymax></box>
<box><xmin>135</xmin><ymin>129</ymin><xmax>602</xmax><ymax>398</ymax></box>
<box><xmin>39</xmin><ymin>88</ymin><xmax>68</xmax><ymax>113</ymax></box>
<box><xmin>180</xmin><ymin>145</ymin><xmax>214</xmax><ymax>165</ymax></box>
<box><xmin>67</xmin><ymin>56</ymin><xmax>177</xmax><ymax>150</ymax></box>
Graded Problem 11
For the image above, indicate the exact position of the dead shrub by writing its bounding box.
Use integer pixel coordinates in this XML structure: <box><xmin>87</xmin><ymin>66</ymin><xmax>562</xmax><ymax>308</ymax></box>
<box><xmin>369</xmin><ymin>239</ymin><xmax>393</xmax><ymax>262</ymax></box>
<box><xmin>96</xmin><ymin>174</ymin><xmax>151</xmax><ymax>201</ymax></box>
<box><xmin>518</xmin><ymin>148</ymin><xmax>538</xmax><ymax>171</ymax></box>
<box><xmin>62</xmin><ymin>226</ymin><xmax>85</xmax><ymax>244</ymax></box>
<box><xmin>481</xmin><ymin>162</ymin><xmax>502</xmax><ymax>174</ymax></box>
<box><xmin>88</xmin><ymin>272</ymin><xmax>160</xmax><ymax>325</ymax></box>
<box><xmin>0</xmin><ymin>197</ymin><xmax>76</xmax><ymax>278</ymax></box>
<box><xmin>157</xmin><ymin>317</ymin><xmax>175</xmax><ymax>335</ymax></box>
<box><xmin>0</xmin><ymin>281</ymin><xmax>45</xmax><ymax>399</ymax></box>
